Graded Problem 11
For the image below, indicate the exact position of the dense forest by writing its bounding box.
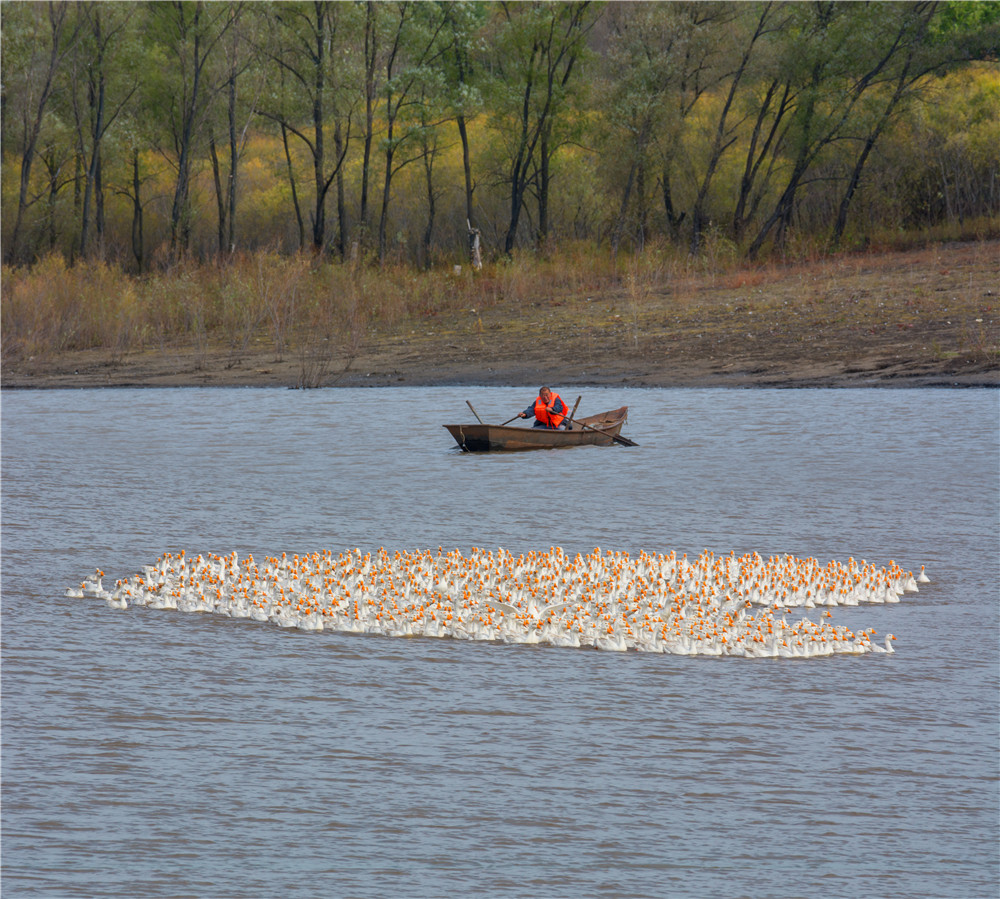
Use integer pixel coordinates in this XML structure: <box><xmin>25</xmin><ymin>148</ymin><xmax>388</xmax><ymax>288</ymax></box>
<box><xmin>3</xmin><ymin>0</ymin><xmax>998</xmax><ymax>272</ymax></box>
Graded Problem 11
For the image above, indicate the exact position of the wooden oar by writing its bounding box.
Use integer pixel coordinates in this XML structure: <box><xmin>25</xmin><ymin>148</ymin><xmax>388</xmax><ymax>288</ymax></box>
<box><xmin>566</xmin><ymin>395</ymin><xmax>582</xmax><ymax>429</ymax></box>
<box><xmin>466</xmin><ymin>400</ymin><xmax>485</xmax><ymax>424</ymax></box>
<box><xmin>564</xmin><ymin>412</ymin><xmax>638</xmax><ymax>447</ymax></box>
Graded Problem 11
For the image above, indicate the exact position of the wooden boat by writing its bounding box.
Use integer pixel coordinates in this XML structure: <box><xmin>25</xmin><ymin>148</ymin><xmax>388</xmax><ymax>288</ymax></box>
<box><xmin>444</xmin><ymin>406</ymin><xmax>632</xmax><ymax>452</ymax></box>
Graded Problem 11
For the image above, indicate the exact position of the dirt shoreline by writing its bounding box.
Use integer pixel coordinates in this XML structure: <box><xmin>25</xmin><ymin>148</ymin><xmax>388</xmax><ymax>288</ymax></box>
<box><xmin>3</xmin><ymin>241</ymin><xmax>997</xmax><ymax>391</ymax></box>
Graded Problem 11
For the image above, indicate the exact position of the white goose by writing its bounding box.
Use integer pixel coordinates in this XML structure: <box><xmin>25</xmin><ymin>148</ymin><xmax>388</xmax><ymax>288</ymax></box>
<box><xmin>72</xmin><ymin>547</ymin><xmax>924</xmax><ymax>659</ymax></box>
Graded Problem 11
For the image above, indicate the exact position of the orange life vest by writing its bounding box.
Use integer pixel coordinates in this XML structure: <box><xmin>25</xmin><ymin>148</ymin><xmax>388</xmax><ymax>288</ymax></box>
<box><xmin>533</xmin><ymin>392</ymin><xmax>567</xmax><ymax>428</ymax></box>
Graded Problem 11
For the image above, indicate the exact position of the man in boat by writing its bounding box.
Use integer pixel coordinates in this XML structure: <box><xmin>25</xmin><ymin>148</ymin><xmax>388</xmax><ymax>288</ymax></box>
<box><xmin>518</xmin><ymin>387</ymin><xmax>572</xmax><ymax>429</ymax></box>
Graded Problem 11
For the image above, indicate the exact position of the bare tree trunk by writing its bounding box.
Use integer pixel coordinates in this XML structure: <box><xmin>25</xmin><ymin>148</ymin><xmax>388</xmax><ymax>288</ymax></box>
<box><xmin>375</xmin><ymin>3</ymin><xmax>445</xmax><ymax>265</ymax></box>
<box><xmin>457</xmin><ymin>115</ymin><xmax>474</xmax><ymax>226</ymax></box>
<box><xmin>538</xmin><ymin>126</ymin><xmax>551</xmax><ymax>247</ymax></box>
<box><xmin>310</xmin><ymin>2</ymin><xmax>326</xmax><ymax>252</ymax></box>
<box><xmin>467</xmin><ymin>221</ymin><xmax>482</xmax><ymax>271</ymax></box>
<box><xmin>95</xmin><ymin>150</ymin><xmax>105</xmax><ymax>253</ymax></box>
<box><xmin>610</xmin><ymin>161</ymin><xmax>637</xmax><ymax>261</ymax></box>
<box><xmin>281</xmin><ymin>122</ymin><xmax>305</xmax><ymax>250</ymax></box>
<box><xmin>660</xmin><ymin>167</ymin><xmax>685</xmax><ymax>241</ymax></box>
<box><xmin>636</xmin><ymin>156</ymin><xmax>647</xmax><ymax>250</ymax></box>
<box><xmin>359</xmin><ymin>0</ymin><xmax>379</xmax><ymax>241</ymax></box>
<box><xmin>502</xmin><ymin>60</ymin><xmax>535</xmax><ymax>256</ymax></box>
<box><xmin>378</xmin><ymin>132</ymin><xmax>394</xmax><ymax>263</ymax></box>
<box><xmin>43</xmin><ymin>153</ymin><xmax>61</xmax><ymax>252</ymax></box>
<box><xmin>689</xmin><ymin>3</ymin><xmax>773</xmax><ymax>256</ymax></box>
<box><xmin>209</xmin><ymin>134</ymin><xmax>227</xmax><ymax>254</ymax></box>
<box><xmin>131</xmin><ymin>149</ymin><xmax>145</xmax><ymax>271</ymax></box>
<box><xmin>499</xmin><ymin>2</ymin><xmax>593</xmax><ymax>255</ymax></box>
<box><xmin>747</xmin><ymin>158</ymin><xmax>810</xmax><ymax>259</ymax></box>
<box><xmin>169</xmin><ymin>4</ymin><xmax>205</xmax><ymax>257</ymax></box>
<box><xmin>421</xmin><ymin>142</ymin><xmax>435</xmax><ymax>269</ymax></box>
<box><xmin>265</xmin><ymin>3</ymin><xmax>347</xmax><ymax>257</ymax></box>
<box><xmin>165</xmin><ymin>1</ymin><xmax>236</xmax><ymax>258</ymax></box>
<box><xmin>732</xmin><ymin>79</ymin><xmax>791</xmax><ymax>242</ymax></box>
<box><xmin>7</xmin><ymin>3</ymin><xmax>72</xmax><ymax>265</ymax></box>
<box><xmin>832</xmin><ymin>12</ymin><xmax>931</xmax><ymax>247</ymax></box>
<box><xmin>504</xmin><ymin>168</ymin><xmax>528</xmax><ymax>255</ymax></box>
<box><xmin>226</xmin><ymin>67</ymin><xmax>238</xmax><ymax>253</ymax></box>
<box><xmin>334</xmin><ymin>118</ymin><xmax>347</xmax><ymax>259</ymax></box>
<box><xmin>79</xmin><ymin>40</ymin><xmax>105</xmax><ymax>257</ymax></box>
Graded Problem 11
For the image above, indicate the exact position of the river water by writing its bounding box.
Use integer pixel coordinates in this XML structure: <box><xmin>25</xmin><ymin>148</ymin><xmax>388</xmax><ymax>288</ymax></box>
<box><xmin>2</xmin><ymin>386</ymin><xmax>997</xmax><ymax>898</ymax></box>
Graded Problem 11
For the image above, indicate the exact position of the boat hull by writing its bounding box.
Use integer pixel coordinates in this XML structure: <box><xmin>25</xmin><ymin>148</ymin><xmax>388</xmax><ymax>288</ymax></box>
<box><xmin>444</xmin><ymin>407</ymin><xmax>629</xmax><ymax>452</ymax></box>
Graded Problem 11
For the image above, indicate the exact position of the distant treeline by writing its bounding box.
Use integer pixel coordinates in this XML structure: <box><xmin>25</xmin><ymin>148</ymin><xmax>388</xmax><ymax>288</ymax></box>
<box><xmin>2</xmin><ymin>0</ymin><xmax>998</xmax><ymax>270</ymax></box>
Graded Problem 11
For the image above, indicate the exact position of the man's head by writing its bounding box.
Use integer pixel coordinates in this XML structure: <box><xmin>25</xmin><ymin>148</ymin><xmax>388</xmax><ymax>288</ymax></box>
<box><xmin>539</xmin><ymin>387</ymin><xmax>552</xmax><ymax>402</ymax></box>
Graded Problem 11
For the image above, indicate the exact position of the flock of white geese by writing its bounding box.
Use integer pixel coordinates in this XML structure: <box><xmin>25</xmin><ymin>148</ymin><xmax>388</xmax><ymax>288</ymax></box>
<box><xmin>67</xmin><ymin>546</ymin><xmax>928</xmax><ymax>657</ymax></box>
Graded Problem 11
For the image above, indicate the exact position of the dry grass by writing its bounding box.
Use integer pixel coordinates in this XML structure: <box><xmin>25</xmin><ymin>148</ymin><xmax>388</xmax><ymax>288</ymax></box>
<box><xmin>2</xmin><ymin>238</ymin><xmax>997</xmax><ymax>388</ymax></box>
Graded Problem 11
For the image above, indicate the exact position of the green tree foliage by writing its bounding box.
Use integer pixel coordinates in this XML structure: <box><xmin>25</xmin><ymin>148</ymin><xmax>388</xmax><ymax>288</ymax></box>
<box><xmin>142</xmin><ymin>1</ymin><xmax>238</xmax><ymax>257</ymax></box>
<box><xmin>484</xmin><ymin>1</ymin><xmax>599</xmax><ymax>253</ymax></box>
<box><xmin>2</xmin><ymin>2</ymin><xmax>79</xmax><ymax>264</ymax></box>
<box><xmin>260</xmin><ymin>0</ymin><xmax>358</xmax><ymax>254</ymax></box>
<box><xmin>67</xmin><ymin>2</ymin><xmax>142</xmax><ymax>259</ymax></box>
<box><xmin>1</xmin><ymin>0</ymin><xmax>996</xmax><ymax>269</ymax></box>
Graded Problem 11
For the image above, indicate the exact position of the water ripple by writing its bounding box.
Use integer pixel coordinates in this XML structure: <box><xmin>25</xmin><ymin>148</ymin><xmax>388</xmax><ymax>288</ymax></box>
<box><xmin>2</xmin><ymin>387</ymin><xmax>997</xmax><ymax>898</ymax></box>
